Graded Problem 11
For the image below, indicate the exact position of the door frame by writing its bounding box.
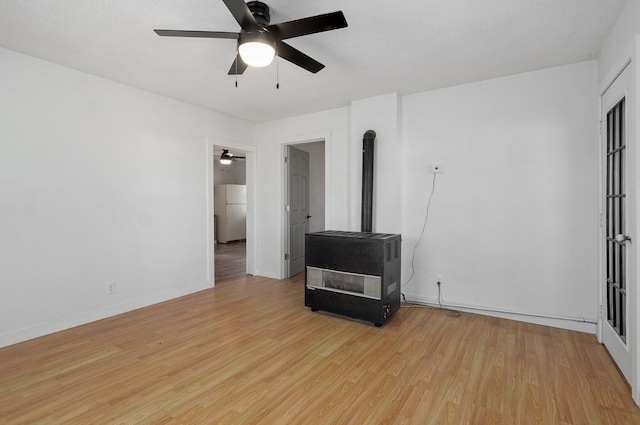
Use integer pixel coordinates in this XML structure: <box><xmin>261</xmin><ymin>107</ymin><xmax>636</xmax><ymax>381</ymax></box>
<box><xmin>206</xmin><ymin>139</ymin><xmax>256</xmax><ymax>285</ymax></box>
<box><xmin>281</xmin><ymin>134</ymin><xmax>331</xmax><ymax>278</ymax></box>
<box><xmin>598</xmin><ymin>58</ymin><xmax>638</xmax><ymax>403</ymax></box>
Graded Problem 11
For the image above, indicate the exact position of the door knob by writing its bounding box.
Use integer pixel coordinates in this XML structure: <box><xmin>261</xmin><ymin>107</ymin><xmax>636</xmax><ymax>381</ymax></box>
<box><xmin>306</xmin><ymin>215</ymin><xmax>312</xmax><ymax>219</ymax></box>
<box><xmin>615</xmin><ymin>234</ymin><xmax>632</xmax><ymax>244</ymax></box>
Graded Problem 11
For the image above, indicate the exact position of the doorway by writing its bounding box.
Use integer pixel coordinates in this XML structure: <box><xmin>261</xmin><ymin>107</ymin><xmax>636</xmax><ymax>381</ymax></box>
<box><xmin>284</xmin><ymin>141</ymin><xmax>326</xmax><ymax>278</ymax></box>
<box><xmin>600</xmin><ymin>63</ymin><xmax>636</xmax><ymax>388</ymax></box>
<box><xmin>213</xmin><ymin>145</ymin><xmax>249</xmax><ymax>283</ymax></box>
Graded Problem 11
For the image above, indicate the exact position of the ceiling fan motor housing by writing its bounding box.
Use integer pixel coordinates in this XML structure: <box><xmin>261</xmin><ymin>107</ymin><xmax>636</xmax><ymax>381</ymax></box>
<box><xmin>247</xmin><ymin>1</ymin><xmax>270</xmax><ymax>26</ymax></box>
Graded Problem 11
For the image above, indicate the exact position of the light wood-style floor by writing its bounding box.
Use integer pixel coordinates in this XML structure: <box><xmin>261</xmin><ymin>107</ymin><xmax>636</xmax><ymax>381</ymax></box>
<box><xmin>215</xmin><ymin>240</ymin><xmax>247</xmax><ymax>282</ymax></box>
<box><xmin>1</xmin><ymin>275</ymin><xmax>639</xmax><ymax>424</ymax></box>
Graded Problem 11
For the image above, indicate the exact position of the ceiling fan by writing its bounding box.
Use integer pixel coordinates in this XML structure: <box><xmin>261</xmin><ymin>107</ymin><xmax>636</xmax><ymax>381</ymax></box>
<box><xmin>154</xmin><ymin>0</ymin><xmax>348</xmax><ymax>75</ymax></box>
<box><xmin>219</xmin><ymin>149</ymin><xmax>245</xmax><ymax>164</ymax></box>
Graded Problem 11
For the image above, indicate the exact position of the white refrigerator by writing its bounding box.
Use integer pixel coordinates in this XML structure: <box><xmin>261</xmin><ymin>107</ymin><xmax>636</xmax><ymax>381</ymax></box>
<box><xmin>214</xmin><ymin>184</ymin><xmax>246</xmax><ymax>243</ymax></box>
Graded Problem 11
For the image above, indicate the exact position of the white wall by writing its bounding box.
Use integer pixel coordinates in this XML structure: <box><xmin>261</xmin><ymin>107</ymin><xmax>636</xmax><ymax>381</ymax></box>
<box><xmin>0</xmin><ymin>46</ymin><xmax>610</xmax><ymax>353</ymax></box>
<box><xmin>350</xmin><ymin>94</ymin><xmax>402</xmax><ymax>233</ymax></box>
<box><xmin>598</xmin><ymin>0</ymin><xmax>640</xmax><ymax>91</ymax></box>
<box><xmin>400</xmin><ymin>61</ymin><xmax>600</xmax><ymax>332</ymax></box>
<box><xmin>0</xmin><ymin>48</ymin><xmax>254</xmax><ymax>347</ymax></box>
<box><xmin>252</xmin><ymin>62</ymin><xmax>601</xmax><ymax>335</ymax></box>
<box><xmin>255</xmin><ymin>108</ymin><xmax>350</xmax><ymax>278</ymax></box>
<box><xmin>214</xmin><ymin>160</ymin><xmax>246</xmax><ymax>185</ymax></box>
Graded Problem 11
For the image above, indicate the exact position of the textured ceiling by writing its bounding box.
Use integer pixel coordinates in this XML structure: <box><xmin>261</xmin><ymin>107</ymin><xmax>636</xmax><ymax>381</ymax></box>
<box><xmin>0</xmin><ymin>0</ymin><xmax>627</xmax><ymax>122</ymax></box>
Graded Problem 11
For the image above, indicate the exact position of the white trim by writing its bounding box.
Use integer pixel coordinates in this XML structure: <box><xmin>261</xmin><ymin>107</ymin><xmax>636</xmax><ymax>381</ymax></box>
<box><xmin>282</xmin><ymin>144</ymin><xmax>289</xmax><ymax>278</ymax></box>
<box><xmin>245</xmin><ymin>149</ymin><xmax>257</xmax><ymax>276</ymax></box>
<box><xmin>206</xmin><ymin>138</ymin><xmax>257</xmax><ymax>283</ymax></box>
<box><xmin>600</xmin><ymin>59</ymin><xmax>632</xmax><ymax>96</ymax></box>
<box><xmin>405</xmin><ymin>296</ymin><xmax>597</xmax><ymax>334</ymax></box>
<box><xmin>278</xmin><ymin>131</ymin><xmax>332</xmax><ymax>278</ymax></box>
<box><xmin>205</xmin><ymin>139</ymin><xmax>215</xmax><ymax>284</ymax></box>
<box><xmin>597</xmin><ymin>103</ymin><xmax>604</xmax><ymax>344</ymax></box>
<box><xmin>633</xmin><ymin>35</ymin><xmax>640</xmax><ymax>406</ymax></box>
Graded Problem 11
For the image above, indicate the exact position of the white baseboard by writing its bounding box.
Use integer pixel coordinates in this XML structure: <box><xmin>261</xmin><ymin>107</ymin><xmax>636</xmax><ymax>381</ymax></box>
<box><xmin>404</xmin><ymin>295</ymin><xmax>597</xmax><ymax>334</ymax></box>
<box><xmin>253</xmin><ymin>269</ymin><xmax>280</xmax><ymax>280</ymax></box>
<box><xmin>0</xmin><ymin>281</ymin><xmax>213</xmax><ymax>348</ymax></box>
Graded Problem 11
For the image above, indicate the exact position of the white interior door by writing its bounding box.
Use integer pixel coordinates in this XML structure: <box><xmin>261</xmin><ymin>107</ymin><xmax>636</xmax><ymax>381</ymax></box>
<box><xmin>287</xmin><ymin>146</ymin><xmax>310</xmax><ymax>277</ymax></box>
<box><xmin>601</xmin><ymin>64</ymin><xmax>634</xmax><ymax>386</ymax></box>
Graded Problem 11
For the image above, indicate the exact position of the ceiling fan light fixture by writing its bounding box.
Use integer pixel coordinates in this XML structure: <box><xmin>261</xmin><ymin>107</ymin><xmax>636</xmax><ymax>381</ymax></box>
<box><xmin>220</xmin><ymin>149</ymin><xmax>235</xmax><ymax>165</ymax></box>
<box><xmin>238</xmin><ymin>32</ymin><xmax>275</xmax><ymax>67</ymax></box>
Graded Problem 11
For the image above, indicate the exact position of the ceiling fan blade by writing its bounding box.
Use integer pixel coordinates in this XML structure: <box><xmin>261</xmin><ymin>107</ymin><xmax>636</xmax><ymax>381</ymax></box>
<box><xmin>228</xmin><ymin>54</ymin><xmax>249</xmax><ymax>75</ymax></box>
<box><xmin>266</xmin><ymin>11</ymin><xmax>348</xmax><ymax>40</ymax></box>
<box><xmin>154</xmin><ymin>29</ymin><xmax>239</xmax><ymax>39</ymax></box>
<box><xmin>222</xmin><ymin>0</ymin><xmax>260</xmax><ymax>31</ymax></box>
<box><xmin>219</xmin><ymin>149</ymin><xmax>246</xmax><ymax>161</ymax></box>
<box><xmin>276</xmin><ymin>41</ymin><xmax>325</xmax><ymax>73</ymax></box>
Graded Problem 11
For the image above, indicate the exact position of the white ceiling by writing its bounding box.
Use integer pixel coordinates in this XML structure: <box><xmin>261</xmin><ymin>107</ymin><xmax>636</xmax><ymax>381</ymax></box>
<box><xmin>0</xmin><ymin>0</ymin><xmax>627</xmax><ymax>123</ymax></box>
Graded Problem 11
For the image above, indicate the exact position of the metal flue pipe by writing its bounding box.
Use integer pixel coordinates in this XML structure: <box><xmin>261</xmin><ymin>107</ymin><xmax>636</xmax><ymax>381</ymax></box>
<box><xmin>361</xmin><ymin>130</ymin><xmax>376</xmax><ymax>232</ymax></box>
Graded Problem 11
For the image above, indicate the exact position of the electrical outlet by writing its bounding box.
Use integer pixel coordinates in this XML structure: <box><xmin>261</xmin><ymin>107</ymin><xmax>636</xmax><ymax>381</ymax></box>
<box><xmin>435</xmin><ymin>275</ymin><xmax>443</xmax><ymax>286</ymax></box>
<box><xmin>106</xmin><ymin>281</ymin><xmax>116</xmax><ymax>295</ymax></box>
<box><xmin>429</xmin><ymin>164</ymin><xmax>444</xmax><ymax>174</ymax></box>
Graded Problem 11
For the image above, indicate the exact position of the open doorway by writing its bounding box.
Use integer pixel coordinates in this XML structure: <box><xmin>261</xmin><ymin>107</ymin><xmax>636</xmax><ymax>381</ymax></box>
<box><xmin>214</xmin><ymin>145</ymin><xmax>248</xmax><ymax>283</ymax></box>
<box><xmin>284</xmin><ymin>140</ymin><xmax>326</xmax><ymax>278</ymax></box>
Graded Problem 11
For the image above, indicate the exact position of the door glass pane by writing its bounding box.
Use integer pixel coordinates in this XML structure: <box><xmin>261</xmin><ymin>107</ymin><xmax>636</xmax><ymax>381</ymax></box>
<box><xmin>605</xmin><ymin>98</ymin><xmax>626</xmax><ymax>341</ymax></box>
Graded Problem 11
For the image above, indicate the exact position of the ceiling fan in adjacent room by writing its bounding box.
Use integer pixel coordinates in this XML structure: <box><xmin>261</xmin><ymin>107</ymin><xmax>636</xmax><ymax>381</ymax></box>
<box><xmin>219</xmin><ymin>149</ymin><xmax>245</xmax><ymax>164</ymax></box>
<box><xmin>154</xmin><ymin>0</ymin><xmax>348</xmax><ymax>75</ymax></box>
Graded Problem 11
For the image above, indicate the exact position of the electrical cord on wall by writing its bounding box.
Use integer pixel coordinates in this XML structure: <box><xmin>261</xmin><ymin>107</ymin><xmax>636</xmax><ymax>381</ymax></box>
<box><xmin>437</xmin><ymin>281</ymin><xmax>461</xmax><ymax>317</ymax></box>
<box><xmin>402</xmin><ymin>172</ymin><xmax>437</xmax><ymax>293</ymax></box>
<box><xmin>400</xmin><ymin>172</ymin><xmax>461</xmax><ymax>317</ymax></box>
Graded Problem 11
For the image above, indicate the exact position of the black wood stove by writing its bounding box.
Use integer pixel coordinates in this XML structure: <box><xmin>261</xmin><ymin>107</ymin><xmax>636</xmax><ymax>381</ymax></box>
<box><xmin>304</xmin><ymin>231</ymin><xmax>401</xmax><ymax>326</ymax></box>
<box><xmin>304</xmin><ymin>130</ymin><xmax>401</xmax><ymax>326</ymax></box>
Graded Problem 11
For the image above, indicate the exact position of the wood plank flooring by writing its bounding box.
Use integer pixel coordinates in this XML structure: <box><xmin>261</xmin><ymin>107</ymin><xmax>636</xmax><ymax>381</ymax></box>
<box><xmin>215</xmin><ymin>241</ymin><xmax>247</xmax><ymax>283</ymax></box>
<box><xmin>1</xmin><ymin>274</ymin><xmax>639</xmax><ymax>424</ymax></box>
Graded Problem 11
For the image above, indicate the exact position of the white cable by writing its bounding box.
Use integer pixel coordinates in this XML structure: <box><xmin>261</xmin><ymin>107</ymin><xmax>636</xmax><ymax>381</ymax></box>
<box><xmin>403</xmin><ymin>172</ymin><xmax>437</xmax><ymax>290</ymax></box>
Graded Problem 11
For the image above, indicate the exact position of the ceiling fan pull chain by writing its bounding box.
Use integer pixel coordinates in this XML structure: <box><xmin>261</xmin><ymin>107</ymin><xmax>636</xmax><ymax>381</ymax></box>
<box><xmin>276</xmin><ymin>50</ymin><xmax>280</xmax><ymax>89</ymax></box>
<box><xmin>235</xmin><ymin>47</ymin><xmax>239</xmax><ymax>87</ymax></box>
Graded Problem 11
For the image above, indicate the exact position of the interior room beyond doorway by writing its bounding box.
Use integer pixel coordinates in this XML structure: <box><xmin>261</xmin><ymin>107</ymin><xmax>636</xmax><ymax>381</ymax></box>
<box><xmin>214</xmin><ymin>146</ymin><xmax>248</xmax><ymax>283</ymax></box>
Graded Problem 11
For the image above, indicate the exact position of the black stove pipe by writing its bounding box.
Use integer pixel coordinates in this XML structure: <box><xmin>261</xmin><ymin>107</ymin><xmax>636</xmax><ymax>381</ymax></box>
<box><xmin>361</xmin><ymin>130</ymin><xmax>376</xmax><ymax>232</ymax></box>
